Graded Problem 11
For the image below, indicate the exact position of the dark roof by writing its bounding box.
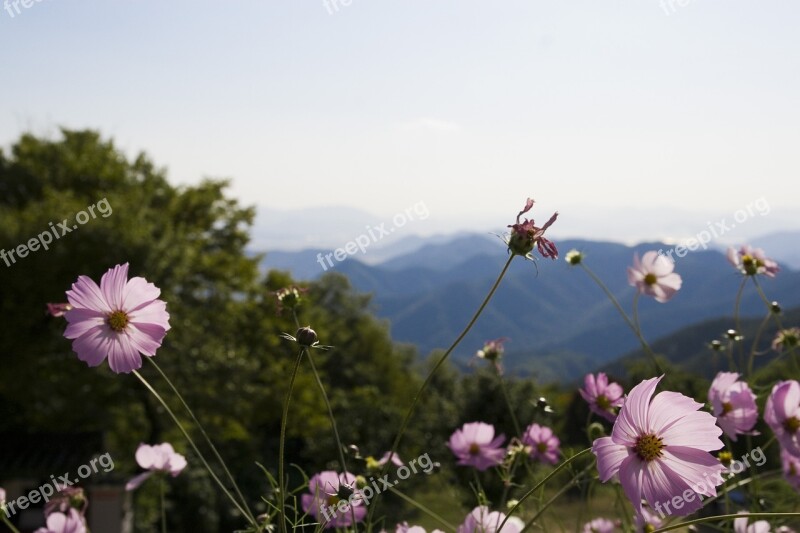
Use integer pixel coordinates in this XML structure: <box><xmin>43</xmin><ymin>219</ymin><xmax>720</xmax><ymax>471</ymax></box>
<box><xmin>0</xmin><ymin>432</ymin><xmax>105</xmax><ymax>478</ymax></box>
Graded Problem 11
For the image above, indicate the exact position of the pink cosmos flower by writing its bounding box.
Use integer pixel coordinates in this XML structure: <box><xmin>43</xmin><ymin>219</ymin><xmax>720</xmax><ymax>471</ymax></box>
<box><xmin>64</xmin><ymin>263</ymin><xmax>170</xmax><ymax>374</ymax></box>
<box><xmin>633</xmin><ymin>505</ymin><xmax>663</xmax><ymax>532</ymax></box>
<box><xmin>581</xmin><ymin>517</ymin><xmax>618</xmax><ymax>533</ymax></box>
<box><xmin>734</xmin><ymin>512</ymin><xmax>772</xmax><ymax>533</ymax></box>
<box><xmin>728</xmin><ymin>245</ymin><xmax>780</xmax><ymax>278</ymax></box>
<box><xmin>396</xmin><ymin>522</ymin><xmax>444</xmax><ymax>533</ymax></box>
<box><xmin>580</xmin><ymin>373</ymin><xmax>624</xmax><ymax>423</ymax></box>
<box><xmin>456</xmin><ymin>506</ymin><xmax>523</xmax><ymax>533</ymax></box>
<box><xmin>34</xmin><ymin>509</ymin><xmax>87</xmax><ymax>533</ymax></box>
<box><xmin>782</xmin><ymin>448</ymin><xmax>800</xmax><ymax>492</ymax></box>
<box><xmin>506</xmin><ymin>198</ymin><xmax>559</xmax><ymax>259</ymax></box>
<box><xmin>592</xmin><ymin>376</ymin><xmax>725</xmax><ymax>518</ymax></box>
<box><xmin>765</xmin><ymin>380</ymin><xmax>800</xmax><ymax>457</ymax></box>
<box><xmin>521</xmin><ymin>423</ymin><xmax>560</xmax><ymax>465</ymax></box>
<box><xmin>44</xmin><ymin>487</ymin><xmax>87</xmax><ymax>517</ymax></box>
<box><xmin>300</xmin><ymin>471</ymin><xmax>365</xmax><ymax>529</ymax></box>
<box><xmin>627</xmin><ymin>252</ymin><xmax>682</xmax><ymax>303</ymax></box>
<box><xmin>447</xmin><ymin>422</ymin><xmax>506</xmax><ymax>471</ymax></box>
<box><xmin>708</xmin><ymin>372</ymin><xmax>758</xmax><ymax>441</ymax></box>
<box><xmin>125</xmin><ymin>443</ymin><xmax>187</xmax><ymax>491</ymax></box>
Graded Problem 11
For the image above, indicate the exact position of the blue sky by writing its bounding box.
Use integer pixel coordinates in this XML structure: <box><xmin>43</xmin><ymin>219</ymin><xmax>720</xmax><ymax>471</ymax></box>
<box><xmin>2</xmin><ymin>1</ymin><xmax>799</xmax><ymax>241</ymax></box>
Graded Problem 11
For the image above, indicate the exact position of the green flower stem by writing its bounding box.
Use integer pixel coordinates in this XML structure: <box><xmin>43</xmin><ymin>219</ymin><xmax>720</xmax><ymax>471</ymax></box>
<box><xmin>1</xmin><ymin>509</ymin><xmax>21</xmax><ymax>533</ymax></box>
<box><xmin>520</xmin><ymin>463</ymin><xmax>593</xmax><ymax>532</ymax></box>
<box><xmin>305</xmin><ymin>351</ymin><xmax>349</xmax><ymax>475</ymax></box>
<box><xmin>653</xmin><ymin>512</ymin><xmax>800</xmax><ymax>533</ymax></box>
<box><xmin>498</xmin><ymin>448</ymin><xmax>592</xmax><ymax>532</ymax></box>
<box><xmin>580</xmin><ymin>263</ymin><xmax>663</xmax><ymax>374</ymax></box>
<box><xmin>278</xmin><ymin>348</ymin><xmax>305</xmax><ymax>533</ymax></box>
<box><xmin>132</xmin><ymin>370</ymin><xmax>256</xmax><ymax>527</ymax></box>
<box><xmin>388</xmin><ymin>487</ymin><xmax>456</xmax><ymax>532</ymax></box>
<box><xmin>366</xmin><ymin>254</ymin><xmax>515</xmax><ymax>524</ymax></box>
<box><xmin>497</xmin><ymin>371</ymin><xmax>522</xmax><ymax>439</ymax></box>
<box><xmin>160</xmin><ymin>477</ymin><xmax>167</xmax><ymax>533</ymax></box>
<box><xmin>147</xmin><ymin>358</ymin><xmax>254</xmax><ymax>524</ymax></box>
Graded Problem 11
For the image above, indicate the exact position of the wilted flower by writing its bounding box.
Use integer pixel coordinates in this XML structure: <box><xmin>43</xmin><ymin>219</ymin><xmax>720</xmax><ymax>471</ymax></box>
<box><xmin>782</xmin><ymin>448</ymin><xmax>800</xmax><ymax>492</ymax></box>
<box><xmin>46</xmin><ymin>303</ymin><xmax>73</xmax><ymax>317</ymax></box>
<box><xmin>592</xmin><ymin>376</ymin><xmax>725</xmax><ymax>518</ymax></box>
<box><xmin>125</xmin><ymin>443</ymin><xmax>187</xmax><ymax>491</ymax></box>
<box><xmin>475</xmin><ymin>338</ymin><xmax>508</xmax><ymax>374</ymax></box>
<box><xmin>456</xmin><ymin>505</ymin><xmax>523</xmax><ymax>533</ymax></box>
<box><xmin>728</xmin><ymin>245</ymin><xmax>780</xmax><ymax>277</ymax></box>
<box><xmin>300</xmin><ymin>471</ymin><xmax>365</xmax><ymax>529</ymax></box>
<box><xmin>34</xmin><ymin>509</ymin><xmax>87</xmax><ymax>533</ymax></box>
<box><xmin>765</xmin><ymin>380</ymin><xmax>800</xmax><ymax>457</ymax></box>
<box><xmin>581</xmin><ymin>517</ymin><xmax>618</xmax><ymax>533</ymax></box>
<box><xmin>447</xmin><ymin>422</ymin><xmax>506</xmax><ymax>471</ymax></box>
<box><xmin>64</xmin><ymin>263</ymin><xmax>170</xmax><ymax>374</ymax></box>
<box><xmin>773</xmin><ymin>328</ymin><xmax>800</xmax><ymax>353</ymax></box>
<box><xmin>579</xmin><ymin>373</ymin><xmax>624</xmax><ymax>423</ymax></box>
<box><xmin>506</xmin><ymin>198</ymin><xmax>558</xmax><ymax>259</ymax></box>
<box><xmin>708</xmin><ymin>372</ymin><xmax>758</xmax><ymax>441</ymax></box>
<box><xmin>521</xmin><ymin>423</ymin><xmax>560</xmax><ymax>465</ymax></box>
<box><xmin>627</xmin><ymin>251</ymin><xmax>682</xmax><ymax>303</ymax></box>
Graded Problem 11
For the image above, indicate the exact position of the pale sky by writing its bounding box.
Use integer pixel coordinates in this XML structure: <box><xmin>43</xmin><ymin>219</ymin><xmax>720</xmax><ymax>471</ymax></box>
<box><xmin>2</xmin><ymin>1</ymin><xmax>799</xmax><ymax>235</ymax></box>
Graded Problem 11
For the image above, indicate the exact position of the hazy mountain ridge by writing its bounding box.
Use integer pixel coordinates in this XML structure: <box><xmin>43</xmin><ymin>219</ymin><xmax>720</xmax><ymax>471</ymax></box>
<box><xmin>259</xmin><ymin>233</ymin><xmax>800</xmax><ymax>382</ymax></box>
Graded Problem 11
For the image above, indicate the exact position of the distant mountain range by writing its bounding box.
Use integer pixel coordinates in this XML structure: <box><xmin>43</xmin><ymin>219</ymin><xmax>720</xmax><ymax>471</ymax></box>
<box><xmin>258</xmin><ymin>233</ymin><xmax>800</xmax><ymax>383</ymax></box>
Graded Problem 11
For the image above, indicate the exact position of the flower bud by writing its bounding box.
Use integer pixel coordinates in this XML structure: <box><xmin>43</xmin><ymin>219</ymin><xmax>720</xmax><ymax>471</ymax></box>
<box><xmin>295</xmin><ymin>326</ymin><xmax>318</xmax><ymax>347</ymax></box>
<box><xmin>565</xmin><ymin>249</ymin><xmax>584</xmax><ymax>265</ymax></box>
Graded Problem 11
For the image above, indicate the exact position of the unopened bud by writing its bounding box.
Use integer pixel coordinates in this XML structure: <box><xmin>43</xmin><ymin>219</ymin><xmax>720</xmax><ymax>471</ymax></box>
<box><xmin>295</xmin><ymin>326</ymin><xmax>318</xmax><ymax>347</ymax></box>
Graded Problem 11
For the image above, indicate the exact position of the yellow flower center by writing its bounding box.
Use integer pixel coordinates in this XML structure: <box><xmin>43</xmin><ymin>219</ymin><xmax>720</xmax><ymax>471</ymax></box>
<box><xmin>536</xmin><ymin>442</ymin><xmax>548</xmax><ymax>453</ymax></box>
<box><xmin>468</xmin><ymin>443</ymin><xmax>481</xmax><ymax>455</ymax></box>
<box><xmin>785</xmin><ymin>416</ymin><xmax>800</xmax><ymax>434</ymax></box>
<box><xmin>721</xmin><ymin>402</ymin><xmax>734</xmax><ymax>415</ymax></box>
<box><xmin>643</xmin><ymin>273</ymin><xmax>658</xmax><ymax>286</ymax></box>
<box><xmin>107</xmin><ymin>310</ymin><xmax>129</xmax><ymax>332</ymax></box>
<box><xmin>596</xmin><ymin>395</ymin><xmax>611</xmax><ymax>410</ymax></box>
<box><xmin>635</xmin><ymin>434</ymin><xmax>664</xmax><ymax>462</ymax></box>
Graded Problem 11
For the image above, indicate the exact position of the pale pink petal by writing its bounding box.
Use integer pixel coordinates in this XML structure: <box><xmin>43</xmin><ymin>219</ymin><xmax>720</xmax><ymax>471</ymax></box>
<box><xmin>123</xmin><ymin>276</ymin><xmax>163</xmax><ymax>312</ymax></box>
<box><xmin>648</xmin><ymin>391</ymin><xmax>703</xmax><ymax>433</ymax></box>
<box><xmin>66</xmin><ymin>275</ymin><xmax>111</xmax><ymax>313</ymax></box>
<box><xmin>659</xmin><ymin>412</ymin><xmax>723</xmax><ymax>450</ymax></box>
<box><xmin>660</xmin><ymin>447</ymin><xmax>724</xmax><ymax>497</ymax></box>
<box><xmin>614</xmin><ymin>377</ymin><xmax>661</xmax><ymax>444</ymax></box>
<box><xmin>136</xmin><ymin>444</ymin><xmax>158</xmax><ymax>469</ymax></box>
<box><xmin>618</xmin><ymin>455</ymin><xmax>645</xmax><ymax>515</ymax></box>
<box><xmin>125</xmin><ymin>471</ymin><xmax>153</xmax><ymax>491</ymax></box>
<box><xmin>107</xmin><ymin>336</ymin><xmax>143</xmax><ymax>373</ymax></box>
<box><xmin>64</xmin><ymin>308</ymin><xmax>106</xmax><ymax>339</ymax></box>
<box><xmin>593</xmin><ymin>437</ymin><xmax>631</xmax><ymax>482</ymax></box>
<box><xmin>129</xmin><ymin>300</ymin><xmax>171</xmax><ymax>331</ymax></box>
<box><xmin>71</xmin><ymin>326</ymin><xmax>113</xmax><ymax>367</ymax></box>
<box><xmin>126</xmin><ymin>324</ymin><xmax>166</xmax><ymax>356</ymax></box>
<box><xmin>100</xmin><ymin>263</ymin><xmax>129</xmax><ymax>310</ymax></box>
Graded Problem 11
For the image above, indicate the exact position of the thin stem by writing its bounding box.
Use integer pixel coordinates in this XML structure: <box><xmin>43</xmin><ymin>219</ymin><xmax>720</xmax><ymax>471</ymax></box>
<box><xmin>497</xmin><ymin>371</ymin><xmax>522</xmax><ymax>438</ymax></box>
<box><xmin>160</xmin><ymin>477</ymin><xmax>167</xmax><ymax>533</ymax></box>
<box><xmin>520</xmin><ymin>463</ymin><xmax>593</xmax><ymax>532</ymax></box>
<box><xmin>631</xmin><ymin>293</ymin><xmax>664</xmax><ymax>374</ymax></box>
<box><xmin>580</xmin><ymin>264</ymin><xmax>662</xmax><ymax>374</ymax></box>
<box><xmin>278</xmin><ymin>349</ymin><xmax>305</xmax><ymax>533</ymax></box>
<box><xmin>367</xmin><ymin>255</ymin><xmax>515</xmax><ymax>523</ymax></box>
<box><xmin>498</xmin><ymin>448</ymin><xmax>593</xmax><ymax>532</ymax></box>
<box><xmin>653</xmin><ymin>512</ymin><xmax>800</xmax><ymax>533</ymax></box>
<box><xmin>747</xmin><ymin>313</ymin><xmax>771</xmax><ymax>378</ymax></box>
<box><xmin>132</xmin><ymin>370</ymin><xmax>255</xmax><ymax>526</ymax></box>
<box><xmin>1</xmin><ymin>509</ymin><xmax>22</xmax><ymax>533</ymax></box>
<box><xmin>305</xmin><ymin>351</ymin><xmax>349</xmax><ymax>475</ymax></box>
<box><xmin>388</xmin><ymin>487</ymin><xmax>456</xmax><ymax>532</ymax></box>
<box><xmin>147</xmin><ymin>358</ymin><xmax>254</xmax><ymax>524</ymax></box>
